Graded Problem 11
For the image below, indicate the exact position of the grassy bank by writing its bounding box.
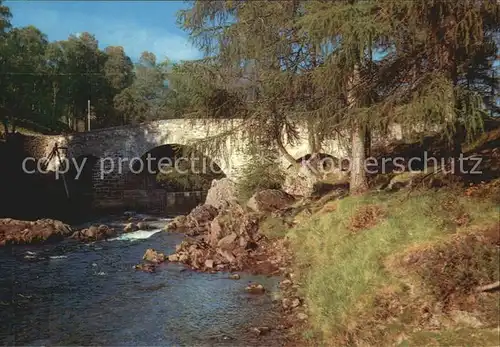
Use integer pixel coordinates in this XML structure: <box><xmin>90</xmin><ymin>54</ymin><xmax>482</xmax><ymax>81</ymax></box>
<box><xmin>286</xmin><ymin>186</ymin><xmax>499</xmax><ymax>346</ymax></box>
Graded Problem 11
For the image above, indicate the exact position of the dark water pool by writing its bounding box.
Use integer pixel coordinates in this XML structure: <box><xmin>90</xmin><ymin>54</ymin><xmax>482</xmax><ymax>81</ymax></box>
<box><xmin>0</xmin><ymin>217</ymin><xmax>282</xmax><ymax>346</ymax></box>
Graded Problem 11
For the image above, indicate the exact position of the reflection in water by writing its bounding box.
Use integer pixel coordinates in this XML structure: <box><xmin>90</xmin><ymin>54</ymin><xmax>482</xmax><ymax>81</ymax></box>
<box><xmin>0</xmin><ymin>216</ymin><xmax>282</xmax><ymax>346</ymax></box>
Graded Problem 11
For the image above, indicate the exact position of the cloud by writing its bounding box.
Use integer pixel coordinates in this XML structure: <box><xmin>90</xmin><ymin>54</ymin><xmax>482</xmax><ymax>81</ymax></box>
<box><xmin>8</xmin><ymin>4</ymin><xmax>202</xmax><ymax>62</ymax></box>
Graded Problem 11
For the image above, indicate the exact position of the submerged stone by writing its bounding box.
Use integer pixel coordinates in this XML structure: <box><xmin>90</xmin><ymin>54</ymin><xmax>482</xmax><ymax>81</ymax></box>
<box><xmin>245</xmin><ymin>283</ymin><xmax>265</xmax><ymax>294</ymax></box>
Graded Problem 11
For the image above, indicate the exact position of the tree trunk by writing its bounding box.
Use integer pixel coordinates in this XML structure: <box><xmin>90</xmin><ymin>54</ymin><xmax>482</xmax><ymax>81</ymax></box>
<box><xmin>364</xmin><ymin>128</ymin><xmax>371</xmax><ymax>159</ymax></box>
<box><xmin>276</xmin><ymin>136</ymin><xmax>299</xmax><ymax>168</ymax></box>
<box><xmin>307</xmin><ymin>121</ymin><xmax>320</xmax><ymax>165</ymax></box>
<box><xmin>307</xmin><ymin>122</ymin><xmax>316</xmax><ymax>156</ymax></box>
<box><xmin>348</xmin><ymin>64</ymin><xmax>368</xmax><ymax>194</ymax></box>
<box><xmin>350</xmin><ymin>120</ymin><xmax>369</xmax><ymax>194</ymax></box>
<box><xmin>451</xmin><ymin>120</ymin><xmax>464</xmax><ymax>164</ymax></box>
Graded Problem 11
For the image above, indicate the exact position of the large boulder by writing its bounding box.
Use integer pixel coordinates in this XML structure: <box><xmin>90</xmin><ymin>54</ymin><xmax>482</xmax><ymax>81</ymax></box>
<box><xmin>247</xmin><ymin>189</ymin><xmax>295</xmax><ymax>213</ymax></box>
<box><xmin>0</xmin><ymin>218</ymin><xmax>73</xmax><ymax>246</ymax></box>
<box><xmin>385</xmin><ymin>170</ymin><xmax>426</xmax><ymax>191</ymax></box>
<box><xmin>143</xmin><ymin>248</ymin><xmax>166</xmax><ymax>263</ymax></box>
<box><xmin>71</xmin><ymin>224</ymin><xmax>116</xmax><ymax>242</ymax></box>
<box><xmin>217</xmin><ymin>232</ymin><xmax>238</xmax><ymax>249</ymax></box>
<box><xmin>189</xmin><ymin>204</ymin><xmax>219</xmax><ymax>223</ymax></box>
<box><xmin>124</xmin><ymin>222</ymin><xmax>139</xmax><ymax>233</ymax></box>
<box><xmin>164</xmin><ymin>215</ymin><xmax>188</xmax><ymax>232</ymax></box>
<box><xmin>283</xmin><ymin>159</ymin><xmax>348</xmax><ymax>197</ymax></box>
<box><xmin>208</xmin><ymin>215</ymin><xmax>225</xmax><ymax>247</ymax></box>
<box><xmin>205</xmin><ymin>178</ymin><xmax>238</xmax><ymax>209</ymax></box>
<box><xmin>282</xmin><ymin>165</ymin><xmax>318</xmax><ymax>197</ymax></box>
<box><xmin>136</xmin><ymin>222</ymin><xmax>151</xmax><ymax>230</ymax></box>
<box><xmin>165</xmin><ymin>204</ymin><xmax>218</xmax><ymax>236</ymax></box>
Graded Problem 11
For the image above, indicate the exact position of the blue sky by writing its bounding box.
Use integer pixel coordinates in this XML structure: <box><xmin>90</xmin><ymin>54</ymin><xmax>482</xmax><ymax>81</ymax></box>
<box><xmin>5</xmin><ymin>0</ymin><xmax>203</xmax><ymax>62</ymax></box>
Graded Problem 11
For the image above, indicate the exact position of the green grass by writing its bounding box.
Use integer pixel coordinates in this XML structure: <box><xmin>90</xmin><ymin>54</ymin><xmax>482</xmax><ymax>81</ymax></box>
<box><xmin>399</xmin><ymin>328</ymin><xmax>500</xmax><ymax>347</ymax></box>
<box><xmin>286</xmin><ymin>189</ymin><xmax>500</xmax><ymax>345</ymax></box>
<box><xmin>260</xmin><ymin>216</ymin><xmax>290</xmax><ymax>239</ymax></box>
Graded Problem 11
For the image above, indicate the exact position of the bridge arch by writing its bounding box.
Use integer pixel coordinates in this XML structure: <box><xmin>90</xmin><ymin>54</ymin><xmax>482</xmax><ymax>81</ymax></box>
<box><xmin>124</xmin><ymin>143</ymin><xmax>226</xmax><ymax>192</ymax></box>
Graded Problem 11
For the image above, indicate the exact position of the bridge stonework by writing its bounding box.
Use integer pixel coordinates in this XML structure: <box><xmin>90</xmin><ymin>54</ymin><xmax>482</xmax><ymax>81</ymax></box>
<box><xmin>22</xmin><ymin>119</ymin><xmax>403</xmax><ymax>212</ymax></box>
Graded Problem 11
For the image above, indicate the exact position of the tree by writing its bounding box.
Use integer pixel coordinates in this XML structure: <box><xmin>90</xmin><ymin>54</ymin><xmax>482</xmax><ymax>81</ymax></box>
<box><xmin>57</xmin><ymin>33</ymin><xmax>106</xmax><ymax>129</ymax></box>
<box><xmin>0</xmin><ymin>26</ymin><xmax>53</xmax><ymax>133</ymax></box>
<box><xmin>176</xmin><ymin>0</ymin><xmax>499</xmax><ymax>195</ymax></box>
<box><xmin>104</xmin><ymin>46</ymin><xmax>133</xmax><ymax>91</ymax></box>
<box><xmin>42</xmin><ymin>33</ymin><xmax>133</xmax><ymax>129</ymax></box>
<box><xmin>296</xmin><ymin>1</ymin><xmax>370</xmax><ymax>192</ymax></box>
<box><xmin>0</xmin><ymin>0</ymin><xmax>181</xmax><ymax>133</ymax></box>
<box><xmin>0</xmin><ymin>0</ymin><xmax>11</xmax><ymax>34</ymax></box>
<box><xmin>175</xmin><ymin>1</ymin><xmax>340</xmax><ymax>168</ymax></box>
<box><xmin>175</xmin><ymin>1</ymin><xmax>384</xmax><ymax>192</ymax></box>
<box><xmin>100</xmin><ymin>46</ymin><xmax>134</xmax><ymax>126</ymax></box>
<box><xmin>298</xmin><ymin>0</ymin><xmax>500</xmax><ymax>192</ymax></box>
<box><xmin>376</xmin><ymin>0</ymin><xmax>500</xmax><ymax>147</ymax></box>
<box><xmin>164</xmin><ymin>59</ymin><xmax>244</xmax><ymax>119</ymax></box>
<box><xmin>114</xmin><ymin>51</ymin><xmax>170</xmax><ymax>124</ymax></box>
<box><xmin>0</xmin><ymin>3</ymin><xmax>13</xmax><ymax>133</ymax></box>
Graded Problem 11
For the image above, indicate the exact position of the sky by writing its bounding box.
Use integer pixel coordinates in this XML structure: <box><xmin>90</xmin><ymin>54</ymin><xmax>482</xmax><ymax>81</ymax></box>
<box><xmin>5</xmin><ymin>1</ymin><xmax>499</xmax><ymax>67</ymax></box>
<box><xmin>5</xmin><ymin>0</ymin><xmax>203</xmax><ymax>63</ymax></box>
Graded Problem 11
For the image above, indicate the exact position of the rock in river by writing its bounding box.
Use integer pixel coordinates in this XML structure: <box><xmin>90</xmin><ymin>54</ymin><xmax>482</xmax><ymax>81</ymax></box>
<box><xmin>0</xmin><ymin>218</ymin><xmax>73</xmax><ymax>246</ymax></box>
<box><xmin>245</xmin><ymin>283</ymin><xmax>266</xmax><ymax>294</ymax></box>
<box><xmin>124</xmin><ymin>222</ymin><xmax>139</xmax><ymax>233</ymax></box>
<box><xmin>134</xmin><ymin>263</ymin><xmax>156</xmax><ymax>273</ymax></box>
<box><xmin>71</xmin><ymin>224</ymin><xmax>116</xmax><ymax>242</ymax></box>
<box><xmin>136</xmin><ymin>222</ymin><xmax>151</xmax><ymax>230</ymax></box>
<box><xmin>143</xmin><ymin>248</ymin><xmax>166</xmax><ymax>263</ymax></box>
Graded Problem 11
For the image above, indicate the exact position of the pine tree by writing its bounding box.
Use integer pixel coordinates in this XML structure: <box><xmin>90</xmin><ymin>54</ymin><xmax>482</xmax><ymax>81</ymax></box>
<box><xmin>176</xmin><ymin>0</ymin><xmax>499</xmax><ymax>194</ymax></box>
<box><xmin>299</xmin><ymin>0</ymin><xmax>499</xmax><ymax>192</ymax></box>
<box><xmin>176</xmin><ymin>1</ymin><xmax>343</xmax><ymax>167</ymax></box>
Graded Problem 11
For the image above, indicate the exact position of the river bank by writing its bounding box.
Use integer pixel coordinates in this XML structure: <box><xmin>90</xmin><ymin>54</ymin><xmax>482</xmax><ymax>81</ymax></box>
<box><xmin>274</xmin><ymin>181</ymin><xmax>500</xmax><ymax>346</ymax></box>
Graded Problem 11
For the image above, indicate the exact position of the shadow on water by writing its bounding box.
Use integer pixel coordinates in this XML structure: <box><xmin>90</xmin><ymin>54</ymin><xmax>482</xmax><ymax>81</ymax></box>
<box><xmin>0</xmin><ymin>217</ymin><xmax>283</xmax><ymax>346</ymax></box>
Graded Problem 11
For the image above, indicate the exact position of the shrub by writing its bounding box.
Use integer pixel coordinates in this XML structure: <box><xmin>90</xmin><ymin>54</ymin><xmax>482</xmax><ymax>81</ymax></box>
<box><xmin>348</xmin><ymin>204</ymin><xmax>386</xmax><ymax>232</ymax></box>
<box><xmin>412</xmin><ymin>228</ymin><xmax>500</xmax><ymax>305</ymax></box>
<box><xmin>156</xmin><ymin>158</ymin><xmax>224</xmax><ymax>191</ymax></box>
<box><xmin>237</xmin><ymin>158</ymin><xmax>285</xmax><ymax>202</ymax></box>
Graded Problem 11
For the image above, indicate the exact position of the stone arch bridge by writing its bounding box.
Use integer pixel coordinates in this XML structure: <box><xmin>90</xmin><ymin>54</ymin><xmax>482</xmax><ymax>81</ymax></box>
<box><xmin>22</xmin><ymin>119</ymin><xmax>401</xmax><ymax>212</ymax></box>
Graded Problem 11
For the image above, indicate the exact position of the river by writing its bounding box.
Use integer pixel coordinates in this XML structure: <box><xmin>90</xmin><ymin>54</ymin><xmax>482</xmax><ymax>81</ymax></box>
<box><xmin>0</xmin><ymin>215</ymin><xmax>283</xmax><ymax>346</ymax></box>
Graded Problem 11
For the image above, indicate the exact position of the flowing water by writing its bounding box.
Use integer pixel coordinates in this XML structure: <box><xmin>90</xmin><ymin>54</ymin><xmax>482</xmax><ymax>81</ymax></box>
<box><xmin>0</xmin><ymin>216</ymin><xmax>282</xmax><ymax>346</ymax></box>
